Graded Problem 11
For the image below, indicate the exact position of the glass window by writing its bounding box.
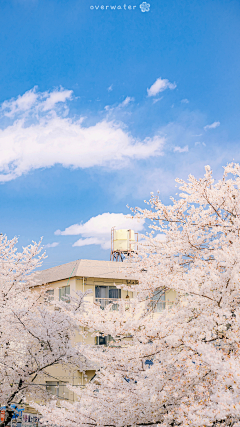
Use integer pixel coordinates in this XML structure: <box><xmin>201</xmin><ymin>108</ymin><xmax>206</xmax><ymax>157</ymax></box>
<box><xmin>95</xmin><ymin>286</ymin><xmax>121</xmax><ymax>299</ymax></box>
<box><xmin>97</xmin><ymin>334</ymin><xmax>107</xmax><ymax>345</ymax></box>
<box><xmin>151</xmin><ymin>289</ymin><xmax>165</xmax><ymax>312</ymax></box>
<box><xmin>152</xmin><ymin>289</ymin><xmax>165</xmax><ymax>301</ymax></box>
<box><xmin>95</xmin><ymin>286</ymin><xmax>108</xmax><ymax>299</ymax></box>
<box><xmin>46</xmin><ymin>381</ymin><xmax>69</xmax><ymax>399</ymax></box>
<box><xmin>96</xmin><ymin>334</ymin><xmax>114</xmax><ymax>346</ymax></box>
<box><xmin>45</xmin><ymin>289</ymin><xmax>54</xmax><ymax>303</ymax></box>
<box><xmin>109</xmin><ymin>286</ymin><xmax>121</xmax><ymax>299</ymax></box>
<box><xmin>59</xmin><ymin>285</ymin><xmax>70</xmax><ymax>302</ymax></box>
<box><xmin>95</xmin><ymin>286</ymin><xmax>121</xmax><ymax>310</ymax></box>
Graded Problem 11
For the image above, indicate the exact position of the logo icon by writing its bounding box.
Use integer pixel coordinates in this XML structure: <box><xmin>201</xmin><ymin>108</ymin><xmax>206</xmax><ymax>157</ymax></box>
<box><xmin>140</xmin><ymin>2</ymin><xmax>150</xmax><ymax>12</ymax></box>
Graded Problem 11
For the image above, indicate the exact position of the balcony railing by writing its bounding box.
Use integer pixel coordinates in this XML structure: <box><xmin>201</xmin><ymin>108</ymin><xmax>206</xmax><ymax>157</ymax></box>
<box><xmin>94</xmin><ymin>298</ymin><xmax>170</xmax><ymax>313</ymax></box>
<box><xmin>95</xmin><ymin>298</ymin><xmax>123</xmax><ymax>310</ymax></box>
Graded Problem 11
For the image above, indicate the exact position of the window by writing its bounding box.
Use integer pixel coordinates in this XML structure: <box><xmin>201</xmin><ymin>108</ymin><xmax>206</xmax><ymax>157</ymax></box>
<box><xmin>59</xmin><ymin>285</ymin><xmax>70</xmax><ymax>302</ymax></box>
<box><xmin>95</xmin><ymin>286</ymin><xmax>121</xmax><ymax>310</ymax></box>
<box><xmin>45</xmin><ymin>289</ymin><xmax>54</xmax><ymax>303</ymax></box>
<box><xmin>95</xmin><ymin>286</ymin><xmax>121</xmax><ymax>299</ymax></box>
<box><xmin>96</xmin><ymin>334</ymin><xmax>114</xmax><ymax>346</ymax></box>
<box><xmin>109</xmin><ymin>286</ymin><xmax>121</xmax><ymax>298</ymax></box>
<box><xmin>46</xmin><ymin>381</ymin><xmax>69</xmax><ymax>399</ymax></box>
<box><xmin>152</xmin><ymin>289</ymin><xmax>165</xmax><ymax>301</ymax></box>
<box><xmin>151</xmin><ymin>289</ymin><xmax>165</xmax><ymax>312</ymax></box>
<box><xmin>96</xmin><ymin>334</ymin><xmax>107</xmax><ymax>345</ymax></box>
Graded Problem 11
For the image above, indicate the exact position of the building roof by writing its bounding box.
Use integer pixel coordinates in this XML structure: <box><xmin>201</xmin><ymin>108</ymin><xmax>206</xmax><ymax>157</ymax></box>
<box><xmin>35</xmin><ymin>259</ymin><xmax>135</xmax><ymax>286</ymax></box>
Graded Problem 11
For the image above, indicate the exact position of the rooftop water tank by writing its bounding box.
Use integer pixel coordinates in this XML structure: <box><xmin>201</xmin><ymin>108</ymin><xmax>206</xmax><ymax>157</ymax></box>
<box><xmin>113</xmin><ymin>229</ymin><xmax>136</xmax><ymax>253</ymax></box>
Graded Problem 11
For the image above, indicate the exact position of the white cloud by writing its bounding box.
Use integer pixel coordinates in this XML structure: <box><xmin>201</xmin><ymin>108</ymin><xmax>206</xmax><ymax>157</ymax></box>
<box><xmin>44</xmin><ymin>242</ymin><xmax>59</xmax><ymax>248</ymax></box>
<box><xmin>55</xmin><ymin>212</ymin><xmax>145</xmax><ymax>250</ymax></box>
<box><xmin>0</xmin><ymin>86</ymin><xmax>73</xmax><ymax>117</ymax></box>
<box><xmin>73</xmin><ymin>237</ymin><xmax>105</xmax><ymax>248</ymax></box>
<box><xmin>41</xmin><ymin>88</ymin><xmax>73</xmax><ymax>111</ymax></box>
<box><xmin>1</xmin><ymin>87</ymin><xmax>38</xmax><ymax>117</ymax></box>
<box><xmin>118</xmin><ymin>96</ymin><xmax>134</xmax><ymax>108</ymax></box>
<box><xmin>107</xmin><ymin>85</ymin><xmax>113</xmax><ymax>92</ymax></box>
<box><xmin>195</xmin><ymin>141</ymin><xmax>206</xmax><ymax>147</ymax></box>
<box><xmin>0</xmin><ymin>87</ymin><xmax>165</xmax><ymax>182</ymax></box>
<box><xmin>181</xmin><ymin>99</ymin><xmax>189</xmax><ymax>104</ymax></box>
<box><xmin>204</xmin><ymin>121</ymin><xmax>220</xmax><ymax>130</ymax></box>
<box><xmin>152</xmin><ymin>97</ymin><xmax>163</xmax><ymax>104</ymax></box>
<box><xmin>173</xmin><ymin>145</ymin><xmax>189</xmax><ymax>153</ymax></box>
<box><xmin>147</xmin><ymin>78</ymin><xmax>176</xmax><ymax>97</ymax></box>
<box><xmin>104</xmin><ymin>96</ymin><xmax>134</xmax><ymax>111</ymax></box>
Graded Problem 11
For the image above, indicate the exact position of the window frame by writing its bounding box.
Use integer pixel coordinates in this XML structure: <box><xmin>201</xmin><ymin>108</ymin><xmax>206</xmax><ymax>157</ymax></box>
<box><xmin>59</xmin><ymin>285</ymin><xmax>70</xmax><ymax>302</ymax></box>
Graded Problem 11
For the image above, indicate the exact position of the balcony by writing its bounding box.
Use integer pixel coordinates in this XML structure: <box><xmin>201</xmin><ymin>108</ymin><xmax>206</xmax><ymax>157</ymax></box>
<box><xmin>95</xmin><ymin>298</ymin><xmax>126</xmax><ymax>310</ymax></box>
<box><xmin>94</xmin><ymin>298</ymin><xmax>170</xmax><ymax>313</ymax></box>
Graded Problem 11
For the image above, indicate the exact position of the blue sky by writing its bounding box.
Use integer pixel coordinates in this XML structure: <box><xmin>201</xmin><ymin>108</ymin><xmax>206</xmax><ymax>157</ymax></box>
<box><xmin>0</xmin><ymin>0</ymin><xmax>239</xmax><ymax>268</ymax></box>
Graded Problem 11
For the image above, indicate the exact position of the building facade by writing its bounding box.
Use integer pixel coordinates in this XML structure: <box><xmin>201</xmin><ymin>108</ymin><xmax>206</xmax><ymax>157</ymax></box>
<box><xmin>32</xmin><ymin>259</ymin><xmax>176</xmax><ymax>403</ymax></box>
<box><xmin>33</xmin><ymin>259</ymin><xmax>136</xmax><ymax>402</ymax></box>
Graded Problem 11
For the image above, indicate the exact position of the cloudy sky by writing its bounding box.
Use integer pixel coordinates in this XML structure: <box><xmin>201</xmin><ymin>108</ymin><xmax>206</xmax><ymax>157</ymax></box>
<box><xmin>0</xmin><ymin>0</ymin><xmax>239</xmax><ymax>268</ymax></box>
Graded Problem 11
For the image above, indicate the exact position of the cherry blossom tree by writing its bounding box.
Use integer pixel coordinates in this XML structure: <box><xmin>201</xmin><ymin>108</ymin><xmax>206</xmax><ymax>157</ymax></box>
<box><xmin>37</xmin><ymin>163</ymin><xmax>240</xmax><ymax>427</ymax></box>
<box><xmin>0</xmin><ymin>235</ymin><xmax>88</xmax><ymax>427</ymax></box>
